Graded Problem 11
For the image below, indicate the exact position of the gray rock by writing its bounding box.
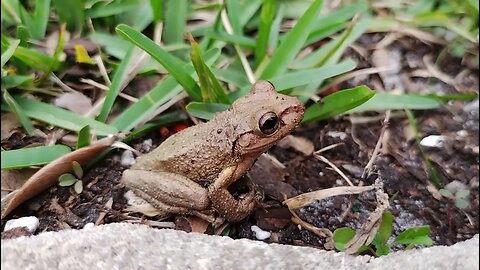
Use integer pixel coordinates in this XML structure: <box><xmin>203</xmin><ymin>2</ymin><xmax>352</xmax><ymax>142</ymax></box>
<box><xmin>1</xmin><ymin>223</ymin><xmax>478</xmax><ymax>270</ymax></box>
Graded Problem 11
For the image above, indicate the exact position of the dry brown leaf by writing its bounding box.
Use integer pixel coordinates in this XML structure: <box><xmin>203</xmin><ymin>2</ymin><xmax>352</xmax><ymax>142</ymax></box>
<box><xmin>175</xmin><ymin>216</ymin><xmax>209</xmax><ymax>233</ymax></box>
<box><xmin>1</xmin><ymin>113</ymin><xmax>22</xmax><ymax>140</ymax></box>
<box><xmin>1</xmin><ymin>135</ymin><xmax>119</xmax><ymax>218</ymax></box>
<box><xmin>277</xmin><ymin>135</ymin><xmax>314</xmax><ymax>156</ymax></box>
<box><xmin>54</xmin><ymin>91</ymin><xmax>93</xmax><ymax>114</ymax></box>
<box><xmin>283</xmin><ymin>185</ymin><xmax>375</xmax><ymax>210</ymax></box>
<box><xmin>1</xmin><ymin>169</ymin><xmax>37</xmax><ymax>198</ymax></box>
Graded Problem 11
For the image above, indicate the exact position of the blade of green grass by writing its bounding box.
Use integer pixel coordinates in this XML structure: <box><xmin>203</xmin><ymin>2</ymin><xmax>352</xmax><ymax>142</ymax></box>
<box><xmin>116</xmin><ymin>24</ymin><xmax>202</xmax><ymax>101</ymax></box>
<box><xmin>348</xmin><ymin>93</ymin><xmax>441</xmax><ymax>113</ymax></box>
<box><xmin>204</xmin><ymin>30</ymin><xmax>256</xmax><ymax>48</ymax></box>
<box><xmin>230</xmin><ymin>59</ymin><xmax>356</xmax><ymax>100</ymax></box>
<box><xmin>1</xmin><ymin>0</ymin><xmax>22</xmax><ymax>25</ymax></box>
<box><xmin>255</xmin><ymin>0</ymin><xmax>275</xmax><ymax>67</ymax></box>
<box><xmin>7</xmin><ymin>95</ymin><xmax>119</xmax><ymax>136</ymax></box>
<box><xmin>96</xmin><ymin>46</ymin><xmax>134</xmax><ymax>123</ymax></box>
<box><xmin>3</xmin><ymin>90</ymin><xmax>35</xmax><ymax>135</ymax></box>
<box><xmin>85</xmin><ymin>0</ymin><xmax>140</xmax><ymax>18</ymax></box>
<box><xmin>1</xmin><ymin>39</ymin><xmax>19</xmax><ymax>68</ymax></box>
<box><xmin>76</xmin><ymin>125</ymin><xmax>91</xmax><ymax>149</ymax></box>
<box><xmin>163</xmin><ymin>0</ymin><xmax>188</xmax><ymax>44</ymax></box>
<box><xmin>150</xmin><ymin>0</ymin><xmax>163</xmax><ymax>22</ymax></box>
<box><xmin>259</xmin><ymin>0</ymin><xmax>323</xmax><ymax>79</ymax></box>
<box><xmin>15</xmin><ymin>25</ymin><xmax>30</xmax><ymax>47</ymax></box>
<box><xmin>52</xmin><ymin>0</ymin><xmax>85</xmax><ymax>32</ymax></box>
<box><xmin>226</xmin><ymin>0</ymin><xmax>242</xmax><ymax>34</ymax></box>
<box><xmin>189</xmin><ymin>36</ymin><xmax>230</xmax><ymax>104</ymax></box>
<box><xmin>303</xmin><ymin>86</ymin><xmax>375</xmax><ymax>123</ymax></box>
<box><xmin>211</xmin><ymin>67</ymin><xmax>249</xmax><ymax>88</ymax></box>
<box><xmin>13</xmin><ymin>45</ymin><xmax>56</xmax><ymax>72</ymax></box>
<box><xmin>110</xmin><ymin>48</ymin><xmax>220</xmax><ymax>131</ymax></box>
<box><xmin>1</xmin><ymin>145</ymin><xmax>72</xmax><ymax>169</ymax></box>
<box><xmin>186</xmin><ymin>102</ymin><xmax>231</xmax><ymax>120</ymax></box>
<box><xmin>30</xmin><ymin>0</ymin><xmax>51</xmax><ymax>39</ymax></box>
<box><xmin>268</xmin><ymin>1</ymin><xmax>284</xmax><ymax>53</ymax></box>
<box><xmin>1</xmin><ymin>74</ymin><xmax>34</xmax><ymax>89</ymax></box>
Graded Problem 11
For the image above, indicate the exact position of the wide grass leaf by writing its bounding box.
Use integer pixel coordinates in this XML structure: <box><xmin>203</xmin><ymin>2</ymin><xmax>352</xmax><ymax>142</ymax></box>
<box><xmin>348</xmin><ymin>93</ymin><xmax>441</xmax><ymax>113</ymax></box>
<box><xmin>110</xmin><ymin>48</ymin><xmax>220</xmax><ymax>131</ymax></box>
<box><xmin>1</xmin><ymin>39</ymin><xmax>19</xmax><ymax>68</ymax></box>
<box><xmin>259</xmin><ymin>0</ymin><xmax>323</xmax><ymax>79</ymax></box>
<box><xmin>53</xmin><ymin>0</ymin><xmax>84</xmax><ymax>32</ymax></box>
<box><xmin>86</xmin><ymin>0</ymin><xmax>140</xmax><ymax>18</ymax></box>
<box><xmin>97</xmin><ymin>46</ymin><xmax>134</xmax><ymax>122</ymax></box>
<box><xmin>30</xmin><ymin>0</ymin><xmax>51</xmax><ymax>39</ymax></box>
<box><xmin>254</xmin><ymin>0</ymin><xmax>275</xmax><ymax>67</ymax></box>
<box><xmin>76</xmin><ymin>125</ymin><xmax>91</xmax><ymax>149</ymax></box>
<box><xmin>116</xmin><ymin>24</ymin><xmax>202</xmax><ymax>101</ymax></box>
<box><xmin>3</xmin><ymin>90</ymin><xmax>35</xmax><ymax>135</ymax></box>
<box><xmin>163</xmin><ymin>0</ymin><xmax>188</xmax><ymax>44</ymax></box>
<box><xmin>186</xmin><ymin>102</ymin><xmax>231</xmax><ymax>120</ymax></box>
<box><xmin>303</xmin><ymin>86</ymin><xmax>375</xmax><ymax>123</ymax></box>
<box><xmin>10</xmin><ymin>96</ymin><xmax>118</xmax><ymax>136</ymax></box>
<box><xmin>1</xmin><ymin>145</ymin><xmax>71</xmax><ymax>169</ymax></box>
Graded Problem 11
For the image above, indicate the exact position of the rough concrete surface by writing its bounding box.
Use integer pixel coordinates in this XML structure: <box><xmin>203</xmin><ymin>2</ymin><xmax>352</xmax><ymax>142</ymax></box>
<box><xmin>1</xmin><ymin>223</ymin><xmax>478</xmax><ymax>270</ymax></box>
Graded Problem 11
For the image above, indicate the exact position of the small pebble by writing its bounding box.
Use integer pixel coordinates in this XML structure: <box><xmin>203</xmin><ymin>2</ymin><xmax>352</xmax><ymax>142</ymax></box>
<box><xmin>251</xmin><ymin>225</ymin><xmax>271</xmax><ymax>240</ymax></box>
<box><xmin>420</xmin><ymin>135</ymin><xmax>446</xmax><ymax>148</ymax></box>
<box><xmin>326</xmin><ymin>131</ymin><xmax>348</xmax><ymax>140</ymax></box>
<box><xmin>4</xmin><ymin>216</ymin><xmax>40</xmax><ymax>233</ymax></box>
<box><xmin>83</xmin><ymin>222</ymin><xmax>95</xmax><ymax>229</ymax></box>
<box><xmin>121</xmin><ymin>150</ymin><xmax>136</xmax><ymax>166</ymax></box>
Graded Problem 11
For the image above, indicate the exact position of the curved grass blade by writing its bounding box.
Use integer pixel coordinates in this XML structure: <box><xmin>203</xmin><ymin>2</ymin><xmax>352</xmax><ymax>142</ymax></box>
<box><xmin>30</xmin><ymin>0</ymin><xmax>51</xmax><ymax>39</ymax></box>
<box><xmin>13</xmin><ymin>46</ymin><xmax>56</xmax><ymax>72</ymax></box>
<box><xmin>303</xmin><ymin>86</ymin><xmax>375</xmax><ymax>123</ymax></box>
<box><xmin>52</xmin><ymin>0</ymin><xmax>85</xmax><ymax>32</ymax></box>
<box><xmin>1</xmin><ymin>39</ymin><xmax>19</xmax><ymax>68</ymax></box>
<box><xmin>116</xmin><ymin>24</ymin><xmax>202</xmax><ymax>101</ymax></box>
<box><xmin>85</xmin><ymin>0</ymin><xmax>139</xmax><ymax>18</ymax></box>
<box><xmin>186</xmin><ymin>102</ymin><xmax>231</xmax><ymax>120</ymax></box>
<box><xmin>163</xmin><ymin>0</ymin><xmax>188</xmax><ymax>45</ymax></box>
<box><xmin>259</xmin><ymin>0</ymin><xmax>323</xmax><ymax>79</ymax></box>
<box><xmin>10</xmin><ymin>95</ymin><xmax>119</xmax><ymax>136</ymax></box>
<box><xmin>204</xmin><ymin>30</ymin><xmax>256</xmax><ymax>48</ymax></box>
<box><xmin>3</xmin><ymin>90</ymin><xmax>35</xmax><ymax>135</ymax></box>
<box><xmin>348</xmin><ymin>93</ymin><xmax>440</xmax><ymax>113</ymax></box>
<box><xmin>96</xmin><ymin>46</ymin><xmax>134</xmax><ymax>123</ymax></box>
<box><xmin>1</xmin><ymin>145</ymin><xmax>71</xmax><ymax>170</ymax></box>
<box><xmin>150</xmin><ymin>0</ymin><xmax>163</xmax><ymax>22</ymax></box>
<box><xmin>110</xmin><ymin>48</ymin><xmax>220</xmax><ymax>131</ymax></box>
<box><xmin>255</xmin><ymin>0</ymin><xmax>275</xmax><ymax>67</ymax></box>
<box><xmin>76</xmin><ymin>125</ymin><xmax>91</xmax><ymax>149</ymax></box>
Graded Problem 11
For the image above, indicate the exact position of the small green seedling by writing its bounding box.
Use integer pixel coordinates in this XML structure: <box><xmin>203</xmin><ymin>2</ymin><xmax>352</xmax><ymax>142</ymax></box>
<box><xmin>58</xmin><ymin>161</ymin><xmax>83</xmax><ymax>194</ymax></box>
<box><xmin>333</xmin><ymin>211</ymin><xmax>433</xmax><ymax>256</ymax></box>
<box><xmin>440</xmin><ymin>181</ymin><xmax>471</xmax><ymax>209</ymax></box>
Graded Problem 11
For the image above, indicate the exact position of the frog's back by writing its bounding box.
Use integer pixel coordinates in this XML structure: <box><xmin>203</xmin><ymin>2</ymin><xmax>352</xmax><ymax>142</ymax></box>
<box><xmin>132</xmin><ymin>113</ymin><xmax>238</xmax><ymax>182</ymax></box>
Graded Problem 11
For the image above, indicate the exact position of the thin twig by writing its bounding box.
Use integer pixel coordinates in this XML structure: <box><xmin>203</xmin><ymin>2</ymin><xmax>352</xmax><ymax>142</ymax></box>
<box><xmin>362</xmin><ymin>110</ymin><xmax>391</xmax><ymax>178</ymax></box>
<box><xmin>80</xmin><ymin>78</ymin><xmax>138</xmax><ymax>102</ymax></box>
<box><xmin>314</xmin><ymin>154</ymin><xmax>354</xmax><ymax>186</ymax></box>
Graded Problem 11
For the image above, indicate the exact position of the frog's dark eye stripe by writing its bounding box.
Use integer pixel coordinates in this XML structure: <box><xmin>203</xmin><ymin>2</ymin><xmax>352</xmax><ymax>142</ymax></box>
<box><xmin>259</xmin><ymin>112</ymin><xmax>279</xmax><ymax>135</ymax></box>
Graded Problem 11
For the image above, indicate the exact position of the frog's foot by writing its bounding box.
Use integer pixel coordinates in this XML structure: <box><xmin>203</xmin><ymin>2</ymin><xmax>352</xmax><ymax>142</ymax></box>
<box><xmin>208</xmin><ymin>185</ymin><xmax>259</xmax><ymax>223</ymax></box>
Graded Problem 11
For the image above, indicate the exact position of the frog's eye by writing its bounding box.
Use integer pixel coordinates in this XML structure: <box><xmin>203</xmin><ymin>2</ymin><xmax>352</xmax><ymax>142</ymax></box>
<box><xmin>259</xmin><ymin>112</ymin><xmax>279</xmax><ymax>135</ymax></box>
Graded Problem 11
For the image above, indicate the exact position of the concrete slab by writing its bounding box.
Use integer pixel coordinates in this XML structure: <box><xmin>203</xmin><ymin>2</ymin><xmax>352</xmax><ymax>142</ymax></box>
<box><xmin>1</xmin><ymin>223</ymin><xmax>478</xmax><ymax>270</ymax></box>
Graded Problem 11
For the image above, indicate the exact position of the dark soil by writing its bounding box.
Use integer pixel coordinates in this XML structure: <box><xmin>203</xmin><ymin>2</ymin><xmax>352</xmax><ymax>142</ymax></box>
<box><xmin>2</xmin><ymin>34</ymin><xmax>479</xmax><ymax>251</ymax></box>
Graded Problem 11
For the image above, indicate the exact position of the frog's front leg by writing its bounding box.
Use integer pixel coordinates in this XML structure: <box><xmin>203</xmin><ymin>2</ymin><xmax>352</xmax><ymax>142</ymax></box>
<box><xmin>208</xmin><ymin>159</ymin><xmax>262</xmax><ymax>222</ymax></box>
<box><xmin>121</xmin><ymin>169</ymin><xmax>214</xmax><ymax>222</ymax></box>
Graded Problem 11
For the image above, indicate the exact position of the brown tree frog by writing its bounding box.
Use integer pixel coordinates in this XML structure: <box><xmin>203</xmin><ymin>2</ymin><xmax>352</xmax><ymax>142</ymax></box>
<box><xmin>121</xmin><ymin>80</ymin><xmax>304</xmax><ymax>222</ymax></box>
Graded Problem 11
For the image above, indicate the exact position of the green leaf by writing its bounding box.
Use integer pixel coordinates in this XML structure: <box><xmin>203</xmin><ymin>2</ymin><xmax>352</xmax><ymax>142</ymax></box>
<box><xmin>163</xmin><ymin>0</ymin><xmax>188</xmax><ymax>44</ymax></box>
<box><xmin>86</xmin><ymin>0</ymin><xmax>139</xmax><ymax>18</ymax></box>
<box><xmin>15</xmin><ymin>25</ymin><xmax>30</xmax><ymax>47</ymax></box>
<box><xmin>96</xmin><ymin>46</ymin><xmax>134</xmax><ymax>122</ymax></box>
<box><xmin>189</xmin><ymin>36</ymin><xmax>230</xmax><ymax>104</ymax></box>
<box><xmin>1</xmin><ymin>145</ymin><xmax>72</xmax><ymax>169</ymax></box>
<box><xmin>226</xmin><ymin>0</ymin><xmax>242</xmax><ymax>34</ymax></box>
<box><xmin>3</xmin><ymin>90</ymin><xmax>35</xmax><ymax>135</ymax></box>
<box><xmin>455</xmin><ymin>198</ymin><xmax>471</xmax><ymax>209</ymax></box>
<box><xmin>260</xmin><ymin>0</ymin><xmax>323</xmax><ymax>79</ymax></box>
<box><xmin>349</xmin><ymin>93</ymin><xmax>441</xmax><ymax>113</ymax></box>
<box><xmin>116</xmin><ymin>24</ymin><xmax>202</xmax><ymax>101</ymax></box>
<box><xmin>204</xmin><ymin>30</ymin><xmax>256</xmax><ymax>48</ymax></box>
<box><xmin>394</xmin><ymin>226</ymin><xmax>433</xmax><ymax>246</ymax></box>
<box><xmin>303</xmin><ymin>86</ymin><xmax>375</xmax><ymax>123</ymax></box>
<box><xmin>13</xmin><ymin>45</ymin><xmax>57</xmax><ymax>72</ymax></box>
<box><xmin>1</xmin><ymin>74</ymin><xmax>34</xmax><ymax>89</ymax></box>
<box><xmin>333</xmin><ymin>227</ymin><xmax>356</xmax><ymax>251</ymax></box>
<box><xmin>1</xmin><ymin>39</ymin><xmax>19</xmax><ymax>68</ymax></box>
<box><xmin>110</xmin><ymin>48</ymin><xmax>220</xmax><ymax>131</ymax></box>
<box><xmin>254</xmin><ymin>0</ymin><xmax>275</xmax><ymax>67</ymax></box>
<box><xmin>88</xmin><ymin>32</ymin><xmax>132</xmax><ymax>60</ymax></box>
<box><xmin>378</xmin><ymin>211</ymin><xmax>394</xmax><ymax>245</ymax></box>
<box><xmin>425</xmin><ymin>92</ymin><xmax>479</xmax><ymax>102</ymax></box>
<box><xmin>72</xmin><ymin>161</ymin><xmax>83</xmax><ymax>179</ymax></box>
<box><xmin>8</xmin><ymin>95</ymin><xmax>119</xmax><ymax>136</ymax></box>
<box><xmin>74</xmin><ymin>44</ymin><xmax>95</xmax><ymax>64</ymax></box>
<box><xmin>76</xmin><ymin>125</ymin><xmax>91</xmax><ymax>149</ymax></box>
<box><xmin>185</xmin><ymin>102</ymin><xmax>231</xmax><ymax>120</ymax></box>
<box><xmin>30</xmin><ymin>0</ymin><xmax>51</xmax><ymax>39</ymax></box>
<box><xmin>150</xmin><ymin>0</ymin><xmax>163</xmax><ymax>22</ymax></box>
<box><xmin>74</xmin><ymin>180</ymin><xmax>83</xmax><ymax>193</ymax></box>
<box><xmin>52</xmin><ymin>0</ymin><xmax>85</xmax><ymax>32</ymax></box>
<box><xmin>59</xmin><ymin>173</ymin><xmax>78</xmax><ymax>187</ymax></box>
<box><xmin>211</xmin><ymin>67</ymin><xmax>249</xmax><ymax>87</ymax></box>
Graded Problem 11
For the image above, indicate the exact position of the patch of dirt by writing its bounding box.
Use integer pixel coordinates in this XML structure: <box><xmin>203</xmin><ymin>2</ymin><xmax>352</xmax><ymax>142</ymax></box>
<box><xmin>2</xmin><ymin>35</ymin><xmax>478</xmax><ymax>252</ymax></box>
